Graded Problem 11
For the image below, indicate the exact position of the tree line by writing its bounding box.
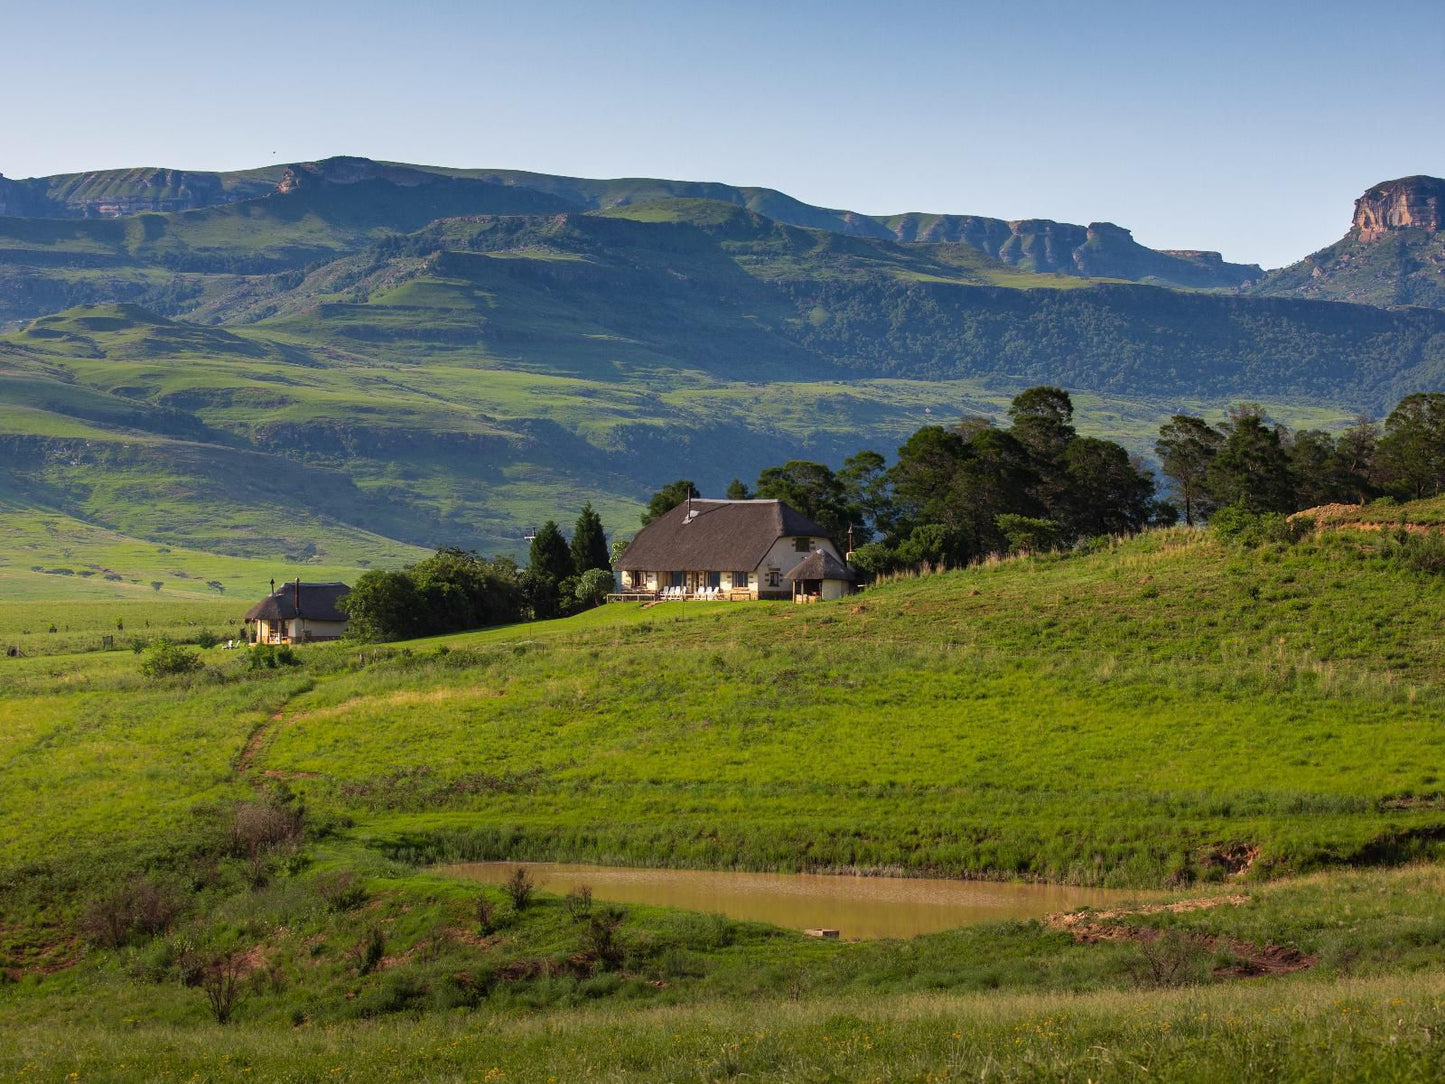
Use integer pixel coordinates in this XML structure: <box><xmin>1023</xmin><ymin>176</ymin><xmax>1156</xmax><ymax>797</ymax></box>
<box><xmin>345</xmin><ymin>388</ymin><xmax>1445</xmax><ymax>639</ymax></box>
<box><xmin>1155</xmin><ymin>393</ymin><xmax>1445</xmax><ymax>523</ymax></box>
<box><xmin>340</xmin><ymin>503</ymin><xmax>614</xmax><ymax>640</ymax></box>
<box><xmin>645</xmin><ymin>389</ymin><xmax>1445</xmax><ymax>577</ymax></box>
<box><xmin>646</xmin><ymin>387</ymin><xmax>1162</xmax><ymax>574</ymax></box>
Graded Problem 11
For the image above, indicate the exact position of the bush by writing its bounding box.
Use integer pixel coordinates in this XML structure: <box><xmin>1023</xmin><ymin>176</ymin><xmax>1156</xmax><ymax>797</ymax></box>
<box><xmin>475</xmin><ymin>895</ymin><xmax>497</xmax><ymax>935</ymax></box>
<box><xmin>139</xmin><ymin>639</ymin><xmax>202</xmax><ymax>678</ymax></box>
<box><xmin>995</xmin><ymin>514</ymin><xmax>1061</xmax><ymax>555</ymax></box>
<box><xmin>246</xmin><ymin>643</ymin><xmax>298</xmax><ymax>671</ymax></box>
<box><xmin>315</xmin><ymin>870</ymin><xmax>368</xmax><ymax>912</ymax></box>
<box><xmin>581</xmin><ymin>907</ymin><xmax>627</xmax><ymax>971</ymax></box>
<box><xmin>356</xmin><ymin>925</ymin><xmax>386</xmax><ymax>975</ymax></box>
<box><xmin>575</xmin><ymin>568</ymin><xmax>615</xmax><ymax>608</ymax></box>
<box><xmin>565</xmin><ymin>884</ymin><xmax>594</xmax><ymax>921</ymax></box>
<box><xmin>198</xmin><ymin>950</ymin><xmax>249</xmax><ymax>1025</ymax></box>
<box><xmin>503</xmin><ymin>867</ymin><xmax>535</xmax><ymax>911</ymax></box>
<box><xmin>1210</xmin><ymin>504</ymin><xmax>1310</xmax><ymax>547</ymax></box>
<box><xmin>1129</xmin><ymin>929</ymin><xmax>1213</xmax><ymax>988</ymax></box>
<box><xmin>194</xmin><ymin>629</ymin><xmax>219</xmax><ymax>650</ymax></box>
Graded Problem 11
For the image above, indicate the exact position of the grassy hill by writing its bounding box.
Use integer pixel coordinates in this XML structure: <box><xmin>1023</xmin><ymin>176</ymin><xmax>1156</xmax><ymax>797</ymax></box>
<box><xmin>4</xmin><ymin>525</ymin><xmax>1445</xmax><ymax>1076</ymax></box>
<box><xmin>2</xmin><ymin>157</ymin><xmax>1442</xmax><ymax>586</ymax></box>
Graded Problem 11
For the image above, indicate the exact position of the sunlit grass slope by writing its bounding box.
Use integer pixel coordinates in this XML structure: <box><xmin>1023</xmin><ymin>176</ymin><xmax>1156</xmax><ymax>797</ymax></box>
<box><xmin>6</xmin><ymin>529</ymin><xmax>1444</xmax><ymax>887</ymax></box>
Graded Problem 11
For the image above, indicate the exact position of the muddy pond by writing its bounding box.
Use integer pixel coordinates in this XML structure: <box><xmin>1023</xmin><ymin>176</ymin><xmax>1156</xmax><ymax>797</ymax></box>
<box><xmin>438</xmin><ymin>862</ymin><xmax>1141</xmax><ymax>940</ymax></box>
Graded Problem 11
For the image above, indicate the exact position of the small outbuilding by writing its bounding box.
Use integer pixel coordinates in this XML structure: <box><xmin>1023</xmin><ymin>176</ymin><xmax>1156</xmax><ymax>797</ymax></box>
<box><xmin>784</xmin><ymin>549</ymin><xmax>859</xmax><ymax>602</ymax></box>
<box><xmin>244</xmin><ymin>580</ymin><xmax>351</xmax><ymax>644</ymax></box>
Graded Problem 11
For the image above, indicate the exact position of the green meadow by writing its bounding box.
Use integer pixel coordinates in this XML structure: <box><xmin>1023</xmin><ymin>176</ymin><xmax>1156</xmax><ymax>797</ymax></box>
<box><xmin>4</xmin><ymin>523</ymin><xmax>1445</xmax><ymax>1077</ymax></box>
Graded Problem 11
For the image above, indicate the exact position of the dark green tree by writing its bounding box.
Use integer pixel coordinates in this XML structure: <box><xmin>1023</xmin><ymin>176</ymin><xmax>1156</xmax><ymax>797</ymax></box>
<box><xmin>1062</xmin><ymin>438</ymin><xmax>1155</xmax><ymax>537</ymax></box>
<box><xmin>570</xmin><ymin>503</ymin><xmax>610</xmax><ymax>574</ymax></box>
<box><xmin>725</xmin><ymin>478</ymin><xmax>752</xmax><ymax>500</ymax></box>
<box><xmin>1207</xmin><ymin>407</ymin><xmax>1296</xmax><ymax>513</ymax></box>
<box><xmin>1155</xmin><ymin>414</ymin><xmax>1224</xmax><ymax>525</ymax></box>
<box><xmin>754</xmin><ymin>460</ymin><xmax>857</xmax><ymax>541</ymax></box>
<box><xmin>1335</xmin><ymin>415</ymin><xmax>1379</xmax><ymax>503</ymax></box>
<box><xmin>1008</xmin><ymin>387</ymin><xmax>1077</xmax><ymax>522</ymax></box>
<box><xmin>340</xmin><ymin>570</ymin><xmax>421</xmax><ymax>641</ymax></box>
<box><xmin>641</xmin><ymin>480</ymin><xmax>699</xmax><ymax>526</ymax></box>
<box><xmin>528</xmin><ymin>521</ymin><xmax>574</xmax><ymax>584</ymax></box>
<box><xmin>1378</xmin><ymin>393</ymin><xmax>1445</xmax><ymax>499</ymax></box>
<box><xmin>837</xmin><ymin>449</ymin><xmax>893</xmax><ymax>543</ymax></box>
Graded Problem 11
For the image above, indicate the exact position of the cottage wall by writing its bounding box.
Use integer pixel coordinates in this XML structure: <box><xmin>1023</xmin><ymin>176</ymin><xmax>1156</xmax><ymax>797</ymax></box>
<box><xmin>754</xmin><ymin>536</ymin><xmax>841</xmax><ymax>597</ymax></box>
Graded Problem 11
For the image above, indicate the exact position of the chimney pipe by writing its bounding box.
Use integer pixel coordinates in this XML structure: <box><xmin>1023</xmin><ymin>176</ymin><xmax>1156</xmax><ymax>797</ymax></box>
<box><xmin>294</xmin><ymin>578</ymin><xmax>301</xmax><ymax>615</ymax></box>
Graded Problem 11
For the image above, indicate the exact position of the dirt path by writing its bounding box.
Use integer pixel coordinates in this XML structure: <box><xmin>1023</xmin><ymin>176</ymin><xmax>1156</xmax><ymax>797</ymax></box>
<box><xmin>1046</xmin><ymin>894</ymin><xmax>1315</xmax><ymax>978</ymax></box>
<box><xmin>234</xmin><ymin>711</ymin><xmax>284</xmax><ymax>775</ymax></box>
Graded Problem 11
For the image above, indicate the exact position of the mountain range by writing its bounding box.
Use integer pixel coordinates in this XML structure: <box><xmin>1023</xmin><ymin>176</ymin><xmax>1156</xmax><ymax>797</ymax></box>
<box><xmin>1</xmin><ymin>157</ymin><xmax>1443</xmax><ymax>578</ymax></box>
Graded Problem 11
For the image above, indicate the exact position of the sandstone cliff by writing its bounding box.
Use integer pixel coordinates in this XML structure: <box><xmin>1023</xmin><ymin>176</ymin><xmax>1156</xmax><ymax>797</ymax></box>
<box><xmin>1252</xmin><ymin>175</ymin><xmax>1445</xmax><ymax>309</ymax></box>
<box><xmin>1353</xmin><ymin>176</ymin><xmax>1445</xmax><ymax>240</ymax></box>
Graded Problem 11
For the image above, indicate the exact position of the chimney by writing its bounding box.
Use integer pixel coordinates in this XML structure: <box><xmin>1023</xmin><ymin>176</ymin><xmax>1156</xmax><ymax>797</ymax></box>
<box><xmin>270</xmin><ymin>577</ymin><xmax>276</xmax><ymax>596</ymax></box>
<box><xmin>294</xmin><ymin>578</ymin><xmax>301</xmax><ymax>615</ymax></box>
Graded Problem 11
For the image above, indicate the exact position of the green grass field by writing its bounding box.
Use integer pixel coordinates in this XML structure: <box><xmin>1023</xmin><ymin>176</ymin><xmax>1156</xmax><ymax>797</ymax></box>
<box><xmin>4</xmin><ymin>524</ymin><xmax>1445</xmax><ymax>1079</ymax></box>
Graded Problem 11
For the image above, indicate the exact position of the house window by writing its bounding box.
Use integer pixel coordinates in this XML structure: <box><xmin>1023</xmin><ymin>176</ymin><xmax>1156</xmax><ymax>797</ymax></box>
<box><xmin>767</xmin><ymin>570</ymin><xmax>780</xmax><ymax>588</ymax></box>
<box><xmin>669</xmin><ymin>571</ymin><xmax>685</xmax><ymax>587</ymax></box>
<box><xmin>707</xmin><ymin>571</ymin><xmax>722</xmax><ymax>589</ymax></box>
<box><xmin>794</xmin><ymin>537</ymin><xmax>811</xmax><ymax>552</ymax></box>
<box><xmin>732</xmin><ymin>572</ymin><xmax>749</xmax><ymax>588</ymax></box>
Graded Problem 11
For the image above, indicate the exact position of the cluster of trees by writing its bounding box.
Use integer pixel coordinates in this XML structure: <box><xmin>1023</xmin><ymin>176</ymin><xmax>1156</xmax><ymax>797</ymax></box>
<box><xmin>1156</xmin><ymin>393</ymin><xmax>1445</xmax><ymax>523</ymax></box>
<box><xmin>647</xmin><ymin>387</ymin><xmax>1164</xmax><ymax>573</ymax></box>
<box><xmin>341</xmin><ymin>504</ymin><xmax>614</xmax><ymax>640</ymax></box>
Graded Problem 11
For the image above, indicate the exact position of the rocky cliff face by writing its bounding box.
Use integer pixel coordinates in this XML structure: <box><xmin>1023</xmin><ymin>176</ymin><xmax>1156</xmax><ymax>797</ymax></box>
<box><xmin>1353</xmin><ymin>176</ymin><xmax>1445</xmax><ymax>241</ymax></box>
<box><xmin>881</xmin><ymin>213</ymin><xmax>1260</xmax><ymax>287</ymax></box>
<box><xmin>1251</xmin><ymin>175</ymin><xmax>1445</xmax><ymax>309</ymax></box>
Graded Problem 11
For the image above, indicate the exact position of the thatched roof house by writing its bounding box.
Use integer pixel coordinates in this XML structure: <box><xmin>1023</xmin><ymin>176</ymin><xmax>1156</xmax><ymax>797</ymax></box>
<box><xmin>615</xmin><ymin>499</ymin><xmax>852</xmax><ymax>599</ymax></box>
<box><xmin>244</xmin><ymin>580</ymin><xmax>350</xmax><ymax>643</ymax></box>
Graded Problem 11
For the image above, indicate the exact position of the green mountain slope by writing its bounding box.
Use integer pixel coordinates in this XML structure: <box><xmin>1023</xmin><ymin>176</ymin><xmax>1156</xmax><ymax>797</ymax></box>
<box><xmin>2</xmin><ymin>155</ymin><xmax>1261</xmax><ymax>291</ymax></box>
<box><xmin>1252</xmin><ymin>175</ymin><xmax>1445</xmax><ymax>309</ymax></box>
<box><xmin>2</xmin><ymin>159</ymin><xmax>1441</xmax><ymax>575</ymax></box>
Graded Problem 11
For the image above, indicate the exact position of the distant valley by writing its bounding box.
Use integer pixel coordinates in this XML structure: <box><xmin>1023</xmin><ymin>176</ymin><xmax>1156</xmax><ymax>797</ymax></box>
<box><xmin>1</xmin><ymin>156</ymin><xmax>1443</xmax><ymax>584</ymax></box>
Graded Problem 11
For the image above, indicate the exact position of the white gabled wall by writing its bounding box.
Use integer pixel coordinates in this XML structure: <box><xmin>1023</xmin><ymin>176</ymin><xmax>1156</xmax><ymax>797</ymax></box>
<box><xmin>754</xmin><ymin>535</ymin><xmax>841</xmax><ymax>596</ymax></box>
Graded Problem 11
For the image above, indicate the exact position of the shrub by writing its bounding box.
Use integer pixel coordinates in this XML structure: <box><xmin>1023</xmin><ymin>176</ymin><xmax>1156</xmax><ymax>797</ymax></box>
<box><xmin>194</xmin><ymin>628</ymin><xmax>219</xmax><ymax>650</ymax></box>
<box><xmin>80</xmin><ymin>878</ymin><xmax>182</xmax><ymax>947</ymax></box>
<box><xmin>575</xmin><ymin>568</ymin><xmax>615</xmax><ymax>608</ymax></box>
<box><xmin>995</xmin><ymin>514</ymin><xmax>1061</xmax><ymax>555</ymax></box>
<box><xmin>230</xmin><ymin>797</ymin><xmax>304</xmax><ymax>886</ymax></box>
<box><xmin>246</xmin><ymin>643</ymin><xmax>298</xmax><ymax>671</ymax></box>
<box><xmin>475</xmin><ymin>895</ymin><xmax>497</xmax><ymax>935</ymax></box>
<box><xmin>315</xmin><ymin>870</ymin><xmax>368</xmax><ymax>912</ymax></box>
<box><xmin>356</xmin><ymin>926</ymin><xmax>386</xmax><ymax>975</ymax></box>
<box><xmin>1210</xmin><ymin>504</ymin><xmax>1309</xmax><ymax>547</ymax></box>
<box><xmin>198</xmin><ymin>950</ymin><xmax>249</xmax><ymax>1025</ymax></box>
<box><xmin>1129</xmin><ymin>929</ymin><xmax>1212</xmax><ymax>988</ymax></box>
<box><xmin>503</xmin><ymin>867</ymin><xmax>535</xmax><ymax>911</ymax></box>
<box><xmin>581</xmin><ymin>907</ymin><xmax>627</xmax><ymax>971</ymax></box>
<box><xmin>565</xmin><ymin>884</ymin><xmax>594</xmax><ymax>921</ymax></box>
<box><xmin>139</xmin><ymin>639</ymin><xmax>202</xmax><ymax>678</ymax></box>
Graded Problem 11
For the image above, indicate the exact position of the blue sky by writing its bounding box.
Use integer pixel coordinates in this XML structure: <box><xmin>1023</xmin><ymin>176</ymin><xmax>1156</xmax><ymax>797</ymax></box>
<box><xmin>1</xmin><ymin>0</ymin><xmax>1441</xmax><ymax>267</ymax></box>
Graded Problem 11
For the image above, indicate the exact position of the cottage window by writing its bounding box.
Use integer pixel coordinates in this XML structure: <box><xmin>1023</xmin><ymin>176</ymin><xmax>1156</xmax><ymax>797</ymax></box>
<box><xmin>767</xmin><ymin>570</ymin><xmax>780</xmax><ymax>588</ymax></box>
<box><xmin>732</xmin><ymin>572</ymin><xmax>749</xmax><ymax>588</ymax></box>
<box><xmin>707</xmin><ymin>571</ymin><xmax>722</xmax><ymax>589</ymax></box>
<box><xmin>794</xmin><ymin>537</ymin><xmax>811</xmax><ymax>552</ymax></box>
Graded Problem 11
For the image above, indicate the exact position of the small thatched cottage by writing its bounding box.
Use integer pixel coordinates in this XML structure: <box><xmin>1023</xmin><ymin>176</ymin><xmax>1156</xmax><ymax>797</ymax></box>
<box><xmin>783</xmin><ymin>549</ymin><xmax>859</xmax><ymax>602</ymax></box>
<box><xmin>244</xmin><ymin>580</ymin><xmax>351</xmax><ymax>644</ymax></box>
<box><xmin>614</xmin><ymin>498</ymin><xmax>855</xmax><ymax>600</ymax></box>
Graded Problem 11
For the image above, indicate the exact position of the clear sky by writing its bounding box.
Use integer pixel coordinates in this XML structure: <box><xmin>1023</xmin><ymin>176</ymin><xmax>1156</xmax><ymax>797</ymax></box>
<box><xmin>2</xmin><ymin>0</ymin><xmax>1441</xmax><ymax>268</ymax></box>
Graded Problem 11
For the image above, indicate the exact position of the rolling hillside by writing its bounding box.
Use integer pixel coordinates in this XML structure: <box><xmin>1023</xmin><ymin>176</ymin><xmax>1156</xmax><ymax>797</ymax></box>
<box><xmin>5</xmin><ymin>526</ymin><xmax>1445</xmax><ymax>1077</ymax></box>
<box><xmin>2</xmin><ymin>157</ymin><xmax>1442</xmax><ymax>573</ymax></box>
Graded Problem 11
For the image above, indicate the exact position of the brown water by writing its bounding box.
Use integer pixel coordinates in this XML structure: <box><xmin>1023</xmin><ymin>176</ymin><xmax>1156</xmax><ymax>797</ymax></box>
<box><xmin>438</xmin><ymin>862</ymin><xmax>1141</xmax><ymax>940</ymax></box>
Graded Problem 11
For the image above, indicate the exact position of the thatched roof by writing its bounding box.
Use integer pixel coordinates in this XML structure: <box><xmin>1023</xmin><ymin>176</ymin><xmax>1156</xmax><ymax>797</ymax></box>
<box><xmin>616</xmin><ymin>499</ymin><xmax>833</xmax><ymax>571</ymax></box>
<box><xmin>784</xmin><ymin>550</ymin><xmax>858</xmax><ymax>583</ymax></box>
<box><xmin>244</xmin><ymin>582</ymin><xmax>351</xmax><ymax>622</ymax></box>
